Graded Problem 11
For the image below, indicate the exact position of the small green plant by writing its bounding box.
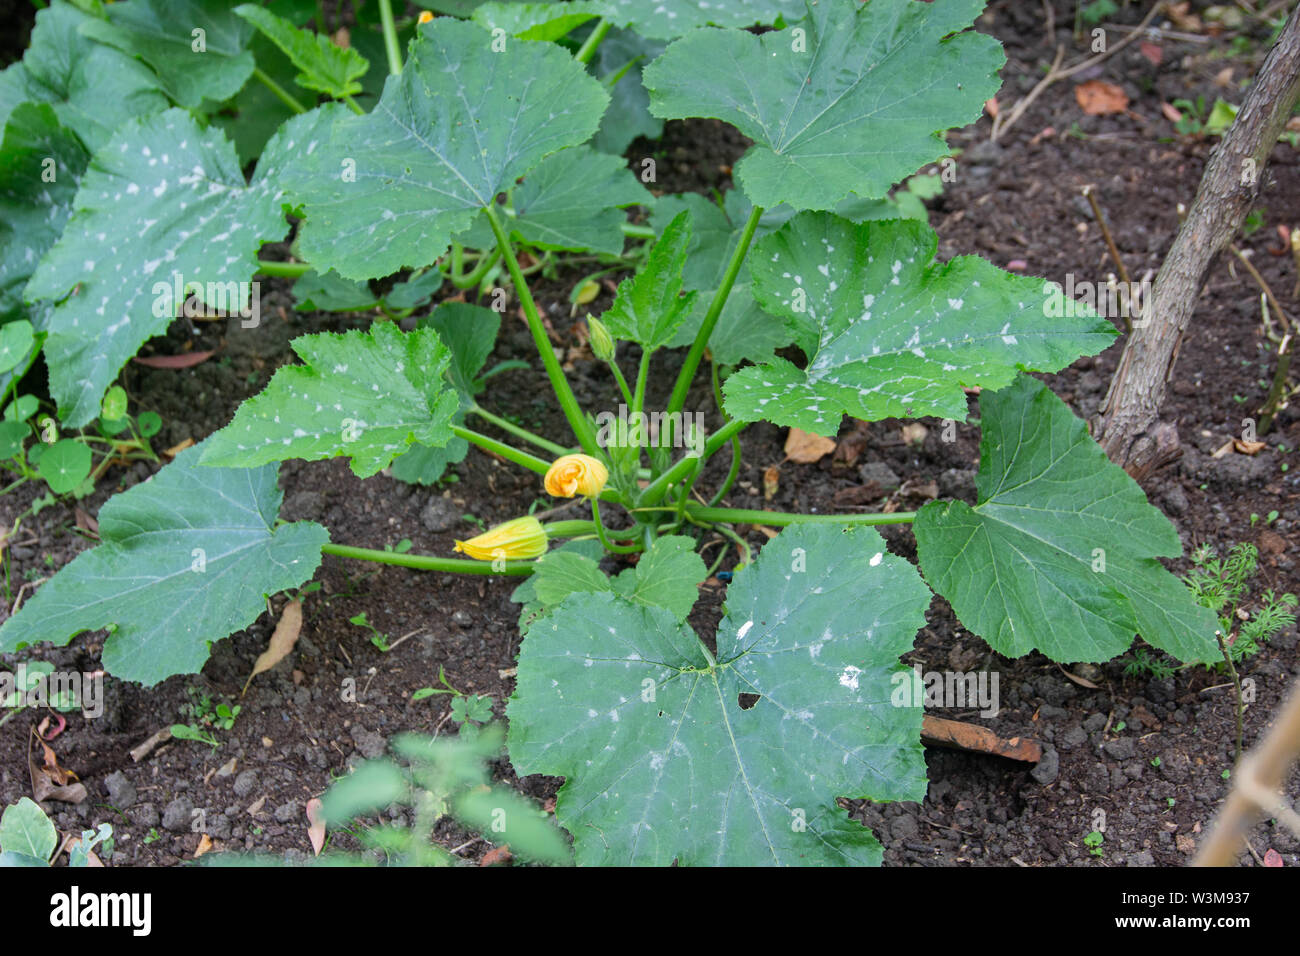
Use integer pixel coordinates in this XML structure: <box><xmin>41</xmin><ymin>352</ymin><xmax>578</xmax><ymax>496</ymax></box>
<box><xmin>349</xmin><ymin>612</ymin><xmax>391</xmax><ymax>652</ymax></box>
<box><xmin>412</xmin><ymin>667</ymin><xmax>495</xmax><ymax>742</ymax></box>
<box><xmin>1184</xmin><ymin>543</ymin><xmax>1297</xmax><ymax>663</ymax></box>
<box><xmin>171</xmin><ymin>686</ymin><xmax>242</xmax><ymax>748</ymax></box>
<box><xmin>1083</xmin><ymin>830</ymin><xmax>1105</xmax><ymax>858</ymax></box>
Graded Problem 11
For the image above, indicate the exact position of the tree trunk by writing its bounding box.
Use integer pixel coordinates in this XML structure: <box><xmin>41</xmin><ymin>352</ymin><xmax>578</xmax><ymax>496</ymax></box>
<box><xmin>1093</xmin><ymin>5</ymin><xmax>1300</xmax><ymax>479</ymax></box>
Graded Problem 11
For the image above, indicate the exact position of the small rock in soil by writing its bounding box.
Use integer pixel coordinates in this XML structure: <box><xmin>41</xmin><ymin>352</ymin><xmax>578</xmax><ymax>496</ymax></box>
<box><xmin>1160</xmin><ymin>485</ymin><xmax>1188</xmax><ymax>516</ymax></box>
<box><xmin>273</xmin><ymin>801</ymin><xmax>299</xmax><ymax>823</ymax></box>
<box><xmin>162</xmin><ymin>796</ymin><xmax>193</xmax><ymax>833</ymax></box>
<box><xmin>858</xmin><ymin>461</ymin><xmax>901</xmax><ymax>491</ymax></box>
<box><xmin>233</xmin><ymin>770</ymin><xmax>258</xmax><ymax>798</ymax></box>
<box><xmin>351</xmin><ymin>724</ymin><xmax>386</xmax><ymax>759</ymax></box>
<box><xmin>103</xmin><ymin>770</ymin><xmax>137</xmax><ymax>809</ymax></box>
<box><xmin>1058</xmin><ymin>725</ymin><xmax>1088</xmax><ymax>751</ymax></box>
<box><xmin>937</xmin><ymin>467</ymin><xmax>977</xmax><ymax>502</ymax></box>
<box><xmin>452</xmin><ymin>609</ymin><xmax>473</xmax><ymax>628</ymax></box>
<box><xmin>1030</xmin><ymin>746</ymin><xmax>1059</xmax><ymax>785</ymax></box>
<box><xmin>420</xmin><ymin>497</ymin><xmax>458</xmax><ymax>532</ymax></box>
<box><xmin>128</xmin><ymin>803</ymin><xmax>160</xmax><ymax>828</ymax></box>
<box><xmin>1103</xmin><ymin>736</ymin><xmax>1136</xmax><ymax>761</ymax></box>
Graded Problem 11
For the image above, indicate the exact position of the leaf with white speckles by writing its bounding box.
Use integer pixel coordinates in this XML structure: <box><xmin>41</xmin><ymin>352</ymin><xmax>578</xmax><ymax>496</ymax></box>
<box><xmin>0</xmin><ymin>1</ymin><xmax>169</xmax><ymax>154</ymax></box>
<box><xmin>201</xmin><ymin>322</ymin><xmax>459</xmax><ymax>478</ymax></box>
<box><xmin>288</xmin><ymin>17</ymin><xmax>608</xmax><ymax>280</ymax></box>
<box><xmin>914</xmin><ymin>375</ymin><xmax>1219</xmax><ymax>665</ymax></box>
<box><xmin>471</xmin><ymin>1</ymin><xmax>605</xmax><ymax>42</ymax></box>
<box><xmin>0</xmin><ymin>103</ymin><xmax>88</xmax><ymax>325</ymax></box>
<box><xmin>508</xmin><ymin>523</ymin><xmax>931</xmax><ymax>866</ymax></box>
<box><xmin>645</xmin><ymin>0</ymin><xmax>1002</xmax><ymax>211</ymax></box>
<box><xmin>79</xmin><ymin>0</ymin><xmax>256</xmax><ymax>110</ymax></box>
<box><xmin>0</xmin><ymin>442</ymin><xmax>328</xmax><ymax>686</ymax></box>
<box><xmin>26</xmin><ymin>105</ymin><xmax>342</xmax><ymax>427</ymax></box>
<box><xmin>599</xmin><ymin>0</ymin><xmax>805</xmax><ymax>41</ymax></box>
<box><xmin>722</xmin><ymin>212</ymin><xmax>1117</xmax><ymax>435</ymax></box>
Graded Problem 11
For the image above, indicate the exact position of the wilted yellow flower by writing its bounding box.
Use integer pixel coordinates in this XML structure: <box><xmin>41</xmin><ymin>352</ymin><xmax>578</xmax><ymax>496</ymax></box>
<box><xmin>453</xmin><ymin>516</ymin><xmax>547</xmax><ymax>561</ymax></box>
<box><xmin>544</xmin><ymin>454</ymin><xmax>608</xmax><ymax>498</ymax></box>
<box><xmin>417</xmin><ymin>11</ymin><xmax>433</xmax><ymax>25</ymax></box>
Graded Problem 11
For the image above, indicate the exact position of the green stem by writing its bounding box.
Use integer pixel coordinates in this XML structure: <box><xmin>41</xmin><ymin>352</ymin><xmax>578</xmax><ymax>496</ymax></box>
<box><xmin>592</xmin><ymin>499</ymin><xmax>642</xmax><ymax>553</ymax></box>
<box><xmin>702</xmin><ymin>418</ymin><xmax>746</xmax><ymax>460</ymax></box>
<box><xmin>256</xmin><ymin>260</ymin><xmax>312</xmax><ymax>279</ymax></box>
<box><xmin>446</xmin><ymin>248</ymin><xmax>502</xmax><ymax>290</ymax></box>
<box><xmin>638</xmin><ymin>451</ymin><xmax>700</xmax><ymax>507</ymax></box>
<box><xmin>608</xmin><ymin>359</ymin><xmax>634</xmax><ymax>408</ymax></box>
<box><xmin>621</xmin><ymin>222</ymin><xmax>656</xmax><ymax>240</ymax></box>
<box><xmin>342</xmin><ymin>95</ymin><xmax>365</xmax><ymax>116</ymax></box>
<box><xmin>453</xmin><ymin>425</ymin><xmax>550</xmax><ymax>477</ymax></box>
<box><xmin>469</xmin><ymin>405</ymin><xmax>567</xmax><ymax>456</ymax></box>
<box><xmin>708</xmin><ymin>358</ymin><xmax>742</xmax><ymax>506</ymax></box>
<box><xmin>684</xmin><ymin>505</ymin><xmax>917</xmax><ymax>527</ymax></box>
<box><xmin>254</xmin><ymin>67</ymin><xmax>306</xmax><ymax>113</ymax></box>
<box><xmin>378</xmin><ymin>0</ymin><xmax>403</xmax><ymax>75</ymax></box>
<box><xmin>664</xmin><ymin>205</ymin><xmax>763</xmax><ymax>429</ymax></box>
<box><xmin>484</xmin><ymin>205</ymin><xmax>601</xmax><ymax>457</ymax></box>
<box><xmin>697</xmin><ymin>516</ymin><xmax>752</xmax><ymax>567</ymax></box>
<box><xmin>632</xmin><ymin>349</ymin><xmax>651</xmax><ymax>418</ymax></box>
<box><xmin>574</xmin><ymin>18</ymin><xmax>611</xmax><ymax>64</ymax></box>
<box><xmin>323</xmin><ymin>542</ymin><xmax>534</xmax><ymax>575</ymax></box>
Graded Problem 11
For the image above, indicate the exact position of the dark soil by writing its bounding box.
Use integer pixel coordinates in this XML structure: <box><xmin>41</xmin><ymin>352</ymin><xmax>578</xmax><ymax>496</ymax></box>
<box><xmin>2</xmin><ymin>0</ymin><xmax>1298</xmax><ymax>867</ymax></box>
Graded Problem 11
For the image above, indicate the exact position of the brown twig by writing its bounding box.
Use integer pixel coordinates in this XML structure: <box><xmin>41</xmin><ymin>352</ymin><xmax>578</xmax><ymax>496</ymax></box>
<box><xmin>992</xmin><ymin>2</ymin><xmax>1164</xmax><ymax>141</ymax></box>
<box><xmin>1082</xmin><ymin>185</ymin><xmax>1134</xmax><ymax>333</ymax></box>
<box><xmin>1229</xmin><ymin>244</ymin><xmax>1293</xmax><ymax>335</ymax></box>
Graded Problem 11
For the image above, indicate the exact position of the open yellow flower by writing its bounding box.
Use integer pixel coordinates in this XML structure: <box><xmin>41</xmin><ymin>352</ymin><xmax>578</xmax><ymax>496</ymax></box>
<box><xmin>453</xmin><ymin>515</ymin><xmax>547</xmax><ymax>562</ymax></box>
<box><xmin>417</xmin><ymin>11</ymin><xmax>433</xmax><ymax>24</ymax></box>
<box><xmin>544</xmin><ymin>453</ymin><xmax>608</xmax><ymax>498</ymax></box>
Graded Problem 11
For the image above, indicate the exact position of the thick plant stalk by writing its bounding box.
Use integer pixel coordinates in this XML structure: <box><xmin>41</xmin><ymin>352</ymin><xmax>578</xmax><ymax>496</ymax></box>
<box><xmin>1193</xmin><ymin>674</ymin><xmax>1300</xmax><ymax>866</ymax></box>
<box><xmin>1094</xmin><ymin>6</ymin><xmax>1300</xmax><ymax>477</ymax></box>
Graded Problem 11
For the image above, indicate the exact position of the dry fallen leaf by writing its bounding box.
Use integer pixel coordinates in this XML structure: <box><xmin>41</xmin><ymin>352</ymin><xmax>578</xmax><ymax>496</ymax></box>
<box><xmin>1264</xmin><ymin>848</ymin><xmax>1284</xmax><ymax>867</ymax></box>
<box><xmin>480</xmin><ymin>844</ymin><xmax>513</xmax><ymax>867</ymax></box>
<box><xmin>194</xmin><ymin>834</ymin><xmax>214</xmax><ymax>858</ymax></box>
<box><xmin>783</xmin><ymin>427</ymin><xmax>836</xmax><ymax>463</ymax></box>
<box><xmin>1075</xmin><ymin>80</ymin><xmax>1129</xmax><ymax>116</ymax></box>
<box><xmin>1161</xmin><ymin>102</ymin><xmax>1184</xmax><ymax>124</ymax></box>
<box><xmin>762</xmin><ymin>464</ymin><xmax>780</xmax><ymax>500</ymax></box>
<box><xmin>306</xmin><ymin>798</ymin><xmax>326</xmax><ymax>857</ymax></box>
<box><xmin>1233</xmin><ymin>439</ymin><xmax>1266</xmax><ymax>456</ymax></box>
<box><xmin>984</xmin><ymin>97</ymin><xmax>999</xmax><ymax>118</ymax></box>
<box><xmin>243</xmin><ymin>599</ymin><xmax>303</xmax><ymax>694</ymax></box>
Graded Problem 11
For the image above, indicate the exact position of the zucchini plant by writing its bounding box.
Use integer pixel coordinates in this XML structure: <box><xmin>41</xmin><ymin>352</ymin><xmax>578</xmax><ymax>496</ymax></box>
<box><xmin>0</xmin><ymin>0</ymin><xmax>1221</xmax><ymax>865</ymax></box>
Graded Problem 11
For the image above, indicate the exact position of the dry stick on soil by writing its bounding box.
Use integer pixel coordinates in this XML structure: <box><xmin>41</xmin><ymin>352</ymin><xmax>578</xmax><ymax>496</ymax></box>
<box><xmin>1194</xmin><ymin>673</ymin><xmax>1300</xmax><ymax>865</ymax></box>
<box><xmin>1082</xmin><ymin>184</ymin><xmax>1134</xmax><ymax>333</ymax></box>
<box><xmin>990</xmin><ymin>2</ymin><xmax>1163</xmax><ymax>141</ymax></box>
<box><xmin>1216</xmin><ymin>630</ymin><xmax>1246</xmax><ymax>765</ymax></box>
<box><xmin>1094</xmin><ymin>5</ymin><xmax>1300</xmax><ymax>477</ymax></box>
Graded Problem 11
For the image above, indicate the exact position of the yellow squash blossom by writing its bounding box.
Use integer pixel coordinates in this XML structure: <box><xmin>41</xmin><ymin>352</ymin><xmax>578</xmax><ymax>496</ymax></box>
<box><xmin>544</xmin><ymin>453</ymin><xmax>608</xmax><ymax>498</ymax></box>
<box><xmin>453</xmin><ymin>516</ymin><xmax>547</xmax><ymax>561</ymax></box>
<box><xmin>417</xmin><ymin>11</ymin><xmax>433</xmax><ymax>24</ymax></box>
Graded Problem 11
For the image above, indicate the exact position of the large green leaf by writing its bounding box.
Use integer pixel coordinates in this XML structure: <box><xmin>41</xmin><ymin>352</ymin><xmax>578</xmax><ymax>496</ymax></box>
<box><xmin>508</xmin><ymin>523</ymin><xmax>932</xmax><ymax>865</ymax></box>
<box><xmin>600</xmin><ymin>210</ymin><xmax>696</xmax><ymax>351</ymax></box>
<box><xmin>644</xmin><ymin>0</ymin><xmax>1002</xmax><ymax>210</ymax></box>
<box><xmin>456</xmin><ymin>146</ymin><xmax>649</xmax><ymax>255</ymax></box>
<box><xmin>26</xmin><ymin>105</ymin><xmax>340</xmax><ymax>426</ymax></box>
<box><xmin>0</xmin><ymin>104</ymin><xmax>88</xmax><ymax>324</ymax></box>
<box><xmin>80</xmin><ymin>0</ymin><xmax>256</xmax><ymax>109</ymax></box>
<box><xmin>0</xmin><ymin>1</ymin><xmax>169</xmax><ymax>154</ymax></box>
<box><xmin>599</xmin><ymin>0</ymin><xmax>806</xmax><ymax>41</ymax></box>
<box><xmin>290</xmin><ymin>16</ymin><xmax>608</xmax><ymax>280</ymax></box>
<box><xmin>0</xmin><ymin>443</ymin><xmax>328</xmax><ymax>685</ymax></box>
<box><xmin>202</xmin><ymin>322</ymin><xmax>459</xmax><ymax>478</ymax></box>
<box><xmin>723</xmin><ymin>212</ymin><xmax>1118</xmax><ymax>434</ymax></box>
<box><xmin>234</xmin><ymin>4</ymin><xmax>368</xmax><ymax>100</ymax></box>
<box><xmin>471</xmin><ymin>1</ymin><xmax>605</xmax><ymax>42</ymax></box>
<box><xmin>914</xmin><ymin>375</ymin><xmax>1220</xmax><ymax>665</ymax></box>
<box><xmin>590</xmin><ymin>27</ymin><xmax>664</xmax><ymax>156</ymax></box>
